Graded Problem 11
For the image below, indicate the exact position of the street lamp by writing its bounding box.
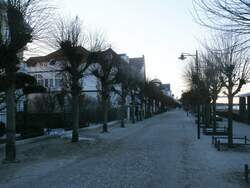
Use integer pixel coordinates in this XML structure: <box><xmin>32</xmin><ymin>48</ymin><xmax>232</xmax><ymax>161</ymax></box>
<box><xmin>179</xmin><ymin>50</ymin><xmax>201</xmax><ymax>139</ymax></box>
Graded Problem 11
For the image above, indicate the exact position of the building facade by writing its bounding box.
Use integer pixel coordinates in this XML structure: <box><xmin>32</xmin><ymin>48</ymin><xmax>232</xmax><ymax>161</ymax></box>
<box><xmin>24</xmin><ymin>49</ymin><xmax>146</xmax><ymax>119</ymax></box>
<box><xmin>161</xmin><ymin>84</ymin><xmax>172</xmax><ymax>97</ymax></box>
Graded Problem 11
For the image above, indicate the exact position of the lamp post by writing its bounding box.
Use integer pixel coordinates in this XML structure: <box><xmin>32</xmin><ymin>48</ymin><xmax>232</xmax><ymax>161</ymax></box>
<box><xmin>179</xmin><ymin>50</ymin><xmax>201</xmax><ymax>139</ymax></box>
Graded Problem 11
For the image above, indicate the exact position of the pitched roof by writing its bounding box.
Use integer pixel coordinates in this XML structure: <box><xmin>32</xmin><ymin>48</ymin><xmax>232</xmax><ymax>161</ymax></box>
<box><xmin>26</xmin><ymin>47</ymin><xmax>89</xmax><ymax>67</ymax></box>
<box><xmin>129</xmin><ymin>56</ymin><xmax>145</xmax><ymax>70</ymax></box>
<box><xmin>238</xmin><ymin>92</ymin><xmax>250</xmax><ymax>97</ymax></box>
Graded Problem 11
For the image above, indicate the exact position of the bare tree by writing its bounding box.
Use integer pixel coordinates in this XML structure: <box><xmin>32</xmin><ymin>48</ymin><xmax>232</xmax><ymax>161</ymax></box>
<box><xmin>114</xmin><ymin>60</ymin><xmax>142</xmax><ymax>127</ymax></box>
<box><xmin>183</xmin><ymin>56</ymin><xmax>212</xmax><ymax>126</ymax></box>
<box><xmin>88</xmin><ymin>49</ymin><xmax>121</xmax><ymax>132</ymax></box>
<box><xmin>200</xmin><ymin>50</ymin><xmax>223</xmax><ymax>131</ymax></box>
<box><xmin>53</xmin><ymin>16</ymin><xmax>92</xmax><ymax>142</ymax></box>
<box><xmin>182</xmin><ymin>60</ymin><xmax>202</xmax><ymax>111</ymax></box>
<box><xmin>0</xmin><ymin>0</ymin><xmax>52</xmax><ymax>161</ymax></box>
<box><xmin>113</xmin><ymin>61</ymin><xmax>130</xmax><ymax>128</ymax></box>
<box><xmin>193</xmin><ymin>0</ymin><xmax>250</xmax><ymax>36</ymax></box>
<box><xmin>211</xmin><ymin>34</ymin><xmax>250</xmax><ymax>146</ymax></box>
<box><xmin>183</xmin><ymin>60</ymin><xmax>198</xmax><ymax>89</ymax></box>
<box><xmin>129</xmin><ymin>74</ymin><xmax>142</xmax><ymax>123</ymax></box>
<box><xmin>87</xmin><ymin>31</ymin><xmax>110</xmax><ymax>52</ymax></box>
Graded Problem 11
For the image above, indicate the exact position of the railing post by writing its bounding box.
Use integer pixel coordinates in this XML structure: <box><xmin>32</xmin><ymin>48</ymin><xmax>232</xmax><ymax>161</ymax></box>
<box><xmin>245</xmin><ymin>136</ymin><xmax>247</xmax><ymax>145</ymax></box>
<box><xmin>245</xmin><ymin>164</ymin><xmax>249</xmax><ymax>183</ymax></box>
<box><xmin>218</xmin><ymin>140</ymin><xmax>220</xmax><ymax>151</ymax></box>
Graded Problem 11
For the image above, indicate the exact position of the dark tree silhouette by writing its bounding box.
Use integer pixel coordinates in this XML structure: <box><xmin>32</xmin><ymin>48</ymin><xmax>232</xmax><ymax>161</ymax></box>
<box><xmin>193</xmin><ymin>0</ymin><xmax>250</xmax><ymax>36</ymax></box>
<box><xmin>113</xmin><ymin>61</ymin><xmax>131</xmax><ymax>128</ymax></box>
<box><xmin>53</xmin><ymin>16</ymin><xmax>91</xmax><ymax>142</ymax></box>
<box><xmin>0</xmin><ymin>0</ymin><xmax>52</xmax><ymax>161</ymax></box>
<box><xmin>200</xmin><ymin>50</ymin><xmax>223</xmax><ymax>131</ymax></box>
<box><xmin>114</xmin><ymin>60</ymin><xmax>142</xmax><ymax>127</ymax></box>
<box><xmin>0</xmin><ymin>72</ymin><xmax>46</xmax><ymax>112</ymax></box>
<box><xmin>88</xmin><ymin>49</ymin><xmax>121</xmax><ymax>132</ymax></box>
<box><xmin>180</xmin><ymin>90</ymin><xmax>199</xmax><ymax>111</ymax></box>
<box><xmin>212</xmin><ymin>35</ymin><xmax>250</xmax><ymax>146</ymax></box>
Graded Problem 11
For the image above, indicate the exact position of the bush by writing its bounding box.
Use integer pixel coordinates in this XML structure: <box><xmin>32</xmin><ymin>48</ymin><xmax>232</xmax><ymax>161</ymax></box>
<box><xmin>15</xmin><ymin>105</ymin><xmax>121</xmax><ymax>138</ymax></box>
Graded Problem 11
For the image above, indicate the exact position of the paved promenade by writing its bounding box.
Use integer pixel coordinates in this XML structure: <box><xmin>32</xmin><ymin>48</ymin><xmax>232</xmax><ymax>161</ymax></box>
<box><xmin>0</xmin><ymin>110</ymin><xmax>249</xmax><ymax>188</ymax></box>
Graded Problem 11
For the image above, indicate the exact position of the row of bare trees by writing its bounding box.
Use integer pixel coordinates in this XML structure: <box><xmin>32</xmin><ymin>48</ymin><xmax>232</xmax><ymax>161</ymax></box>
<box><xmin>182</xmin><ymin>33</ymin><xmax>250</xmax><ymax>147</ymax></box>
<box><xmin>49</xmin><ymin>16</ymin><xmax>178</xmax><ymax>139</ymax></box>
<box><xmin>0</xmin><ymin>0</ymin><xmax>178</xmax><ymax>162</ymax></box>
<box><xmin>182</xmin><ymin>0</ymin><xmax>250</xmax><ymax>147</ymax></box>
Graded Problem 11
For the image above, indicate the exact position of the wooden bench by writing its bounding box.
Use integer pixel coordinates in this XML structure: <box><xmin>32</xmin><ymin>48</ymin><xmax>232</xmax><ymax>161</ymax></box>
<box><xmin>203</xmin><ymin>127</ymin><xmax>228</xmax><ymax>136</ymax></box>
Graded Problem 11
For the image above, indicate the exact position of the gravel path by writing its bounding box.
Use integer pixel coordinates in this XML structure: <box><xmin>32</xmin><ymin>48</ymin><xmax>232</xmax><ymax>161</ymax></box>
<box><xmin>0</xmin><ymin>109</ymin><xmax>249</xmax><ymax>188</ymax></box>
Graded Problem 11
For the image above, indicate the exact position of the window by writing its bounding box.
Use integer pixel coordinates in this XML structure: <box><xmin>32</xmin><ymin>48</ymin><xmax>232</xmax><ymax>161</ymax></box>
<box><xmin>44</xmin><ymin>79</ymin><xmax>49</xmax><ymax>88</ymax></box>
<box><xmin>35</xmin><ymin>74</ymin><xmax>44</xmax><ymax>86</ymax></box>
<box><xmin>38</xmin><ymin>79</ymin><xmax>44</xmax><ymax>86</ymax></box>
<box><xmin>55</xmin><ymin>75</ymin><xmax>62</xmax><ymax>88</ymax></box>
<box><xmin>49</xmin><ymin>79</ymin><xmax>54</xmax><ymax>88</ymax></box>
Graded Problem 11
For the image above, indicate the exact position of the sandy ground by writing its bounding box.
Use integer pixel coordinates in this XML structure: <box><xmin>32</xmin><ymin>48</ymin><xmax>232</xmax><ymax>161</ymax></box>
<box><xmin>0</xmin><ymin>109</ymin><xmax>249</xmax><ymax>188</ymax></box>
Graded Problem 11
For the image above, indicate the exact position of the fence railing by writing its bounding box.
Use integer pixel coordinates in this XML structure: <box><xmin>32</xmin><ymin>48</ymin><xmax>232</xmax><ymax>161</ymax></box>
<box><xmin>212</xmin><ymin>136</ymin><xmax>250</xmax><ymax>151</ymax></box>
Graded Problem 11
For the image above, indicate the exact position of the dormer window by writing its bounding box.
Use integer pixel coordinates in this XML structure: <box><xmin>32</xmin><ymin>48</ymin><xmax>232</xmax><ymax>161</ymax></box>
<box><xmin>49</xmin><ymin>59</ymin><xmax>56</xmax><ymax>66</ymax></box>
<box><xmin>40</xmin><ymin>63</ymin><xmax>47</xmax><ymax>67</ymax></box>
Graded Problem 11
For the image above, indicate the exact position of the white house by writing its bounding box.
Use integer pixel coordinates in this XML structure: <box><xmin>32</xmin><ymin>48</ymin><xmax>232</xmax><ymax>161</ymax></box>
<box><xmin>0</xmin><ymin>51</ymin><xmax>147</xmax><ymax>125</ymax></box>
<box><xmin>24</xmin><ymin>49</ymin><xmax>146</xmax><ymax>120</ymax></box>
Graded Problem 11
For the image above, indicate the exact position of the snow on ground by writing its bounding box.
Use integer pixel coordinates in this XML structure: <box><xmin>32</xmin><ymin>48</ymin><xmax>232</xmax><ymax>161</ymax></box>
<box><xmin>0</xmin><ymin>109</ymin><xmax>249</xmax><ymax>188</ymax></box>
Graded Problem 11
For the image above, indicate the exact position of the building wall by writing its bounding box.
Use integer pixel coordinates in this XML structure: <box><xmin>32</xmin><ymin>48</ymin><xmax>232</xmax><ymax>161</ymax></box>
<box><xmin>25</xmin><ymin>59</ymin><xmax>101</xmax><ymax>113</ymax></box>
<box><xmin>161</xmin><ymin>84</ymin><xmax>172</xmax><ymax>97</ymax></box>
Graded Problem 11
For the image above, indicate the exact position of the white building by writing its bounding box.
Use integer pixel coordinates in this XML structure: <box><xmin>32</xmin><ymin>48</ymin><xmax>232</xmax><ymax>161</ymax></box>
<box><xmin>25</xmin><ymin>48</ymin><xmax>99</xmax><ymax>112</ymax></box>
<box><xmin>25</xmin><ymin>49</ymin><xmax>146</xmax><ymax>114</ymax></box>
<box><xmin>161</xmin><ymin>84</ymin><xmax>172</xmax><ymax>97</ymax></box>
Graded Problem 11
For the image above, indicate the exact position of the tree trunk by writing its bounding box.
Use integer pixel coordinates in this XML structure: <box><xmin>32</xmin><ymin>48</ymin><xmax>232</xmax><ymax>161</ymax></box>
<box><xmin>71</xmin><ymin>93</ymin><xmax>79</xmax><ymax>142</ymax></box>
<box><xmin>201</xmin><ymin>104</ymin><xmax>205</xmax><ymax>124</ymax></box>
<box><xmin>5</xmin><ymin>81</ymin><xmax>16</xmax><ymax>161</ymax></box>
<box><xmin>120</xmin><ymin>93</ymin><xmax>125</xmax><ymax>128</ymax></box>
<box><xmin>228</xmin><ymin>94</ymin><xmax>233</xmax><ymax>147</ymax></box>
<box><xmin>131</xmin><ymin>94</ymin><xmax>135</xmax><ymax>124</ymax></box>
<box><xmin>212</xmin><ymin>99</ymin><xmax>217</xmax><ymax>132</ymax></box>
<box><xmin>205</xmin><ymin>102</ymin><xmax>210</xmax><ymax>128</ymax></box>
<box><xmin>149</xmin><ymin>99</ymin><xmax>153</xmax><ymax>117</ymax></box>
<box><xmin>140</xmin><ymin>103</ymin><xmax>144</xmax><ymax>120</ymax></box>
<box><xmin>146</xmin><ymin>98</ymin><xmax>150</xmax><ymax>118</ymax></box>
<box><xmin>102</xmin><ymin>97</ymin><xmax>108</xmax><ymax>132</ymax></box>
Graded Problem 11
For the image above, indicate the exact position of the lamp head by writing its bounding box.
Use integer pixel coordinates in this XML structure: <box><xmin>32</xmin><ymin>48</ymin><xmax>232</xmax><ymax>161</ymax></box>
<box><xmin>178</xmin><ymin>54</ymin><xmax>187</xmax><ymax>60</ymax></box>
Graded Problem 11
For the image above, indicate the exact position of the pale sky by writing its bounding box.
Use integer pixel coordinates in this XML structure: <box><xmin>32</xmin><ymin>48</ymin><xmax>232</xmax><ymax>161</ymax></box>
<box><xmin>51</xmin><ymin>0</ymin><xmax>218</xmax><ymax>98</ymax></box>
